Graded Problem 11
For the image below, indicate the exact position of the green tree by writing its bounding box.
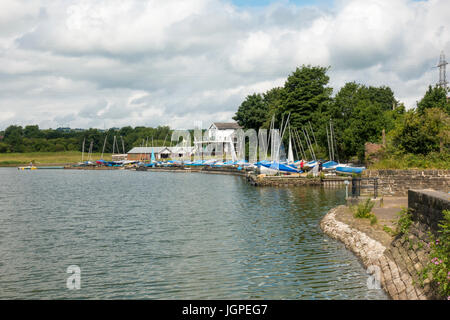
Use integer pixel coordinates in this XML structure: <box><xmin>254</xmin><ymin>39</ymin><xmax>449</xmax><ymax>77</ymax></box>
<box><xmin>417</xmin><ymin>85</ymin><xmax>450</xmax><ymax>114</ymax></box>
<box><xmin>261</xmin><ymin>87</ymin><xmax>284</xmax><ymax>129</ymax></box>
<box><xmin>325</xmin><ymin>83</ymin><xmax>399</xmax><ymax>160</ymax></box>
<box><xmin>4</xmin><ymin>125</ymin><xmax>24</xmax><ymax>152</ymax></box>
<box><xmin>0</xmin><ymin>142</ymin><xmax>9</xmax><ymax>153</ymax></box>
<box><xmin>280</xmin><ymin>65</ymin><xmax>333</xmax><ymax>129</ymax></box>
<box><xmin>389</xmin><ymin>108</ymin><xmax>449</xmax><ymax>154</ymax></box>
<box><xmin>0</xmin><ymin>125</ymin><xmax>176</xmax><ymax>154</ymax></box>
<box><xmin>24</xmin><ymin>125</ymin><xmax>42</xmax><ymax>139</ymax></box>
<box><xmin>233</xmin><ymin>93</ymin><xmax>268</xmax><ymax>129</ymax></box>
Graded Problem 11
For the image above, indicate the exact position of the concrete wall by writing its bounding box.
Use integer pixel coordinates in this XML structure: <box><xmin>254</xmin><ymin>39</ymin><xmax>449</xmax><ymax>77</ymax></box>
<box><xmin>363</xmin><ymin>170</ymin><xmax>450</xmax><ymax>196</ymax></box>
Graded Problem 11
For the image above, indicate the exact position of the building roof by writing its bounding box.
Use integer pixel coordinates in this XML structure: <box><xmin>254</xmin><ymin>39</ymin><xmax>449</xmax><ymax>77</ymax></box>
<box><xmin>169</xmin><ymin>147</ymin><xmax>195</xmax><ymax>153</ymax></box>
<box><xmin>128</xmin><ymin>147</ymin><xmax>170</xmax><ymax>154</ymax></box>
<box><xmin>210</xmin><ymin>122</ymin><xmax>242</xmax><ymax>130</ymax></box>
<box><xmin>127</xmin><ymin>146</ymin><xmax>194</xmax><ymax>154</ymax></box>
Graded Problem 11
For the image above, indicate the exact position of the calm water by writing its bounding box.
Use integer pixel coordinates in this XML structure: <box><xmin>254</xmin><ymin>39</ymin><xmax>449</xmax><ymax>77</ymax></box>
<box><xmin>0</xmin><ymin>168</ymin><xmax>387</xmax><ymax>299</ymax></box>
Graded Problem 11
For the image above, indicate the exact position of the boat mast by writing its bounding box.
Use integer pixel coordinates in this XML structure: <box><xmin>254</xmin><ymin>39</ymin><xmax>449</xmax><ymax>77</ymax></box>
<box><xmin>305</xmin><ymin>127</ymin><xmax>316</xmax><ymax>160</ymax></box>
<box><xmin>88</xmin><ymin>140</ymin><xmax>93</xmax><ymax>162</ymax></box>
<box><xmin>143</xmin><ymin>138</ymin><xmax>146</xmax><ymax>161</ymax></box>
<box><xmin>326</xmin><ymin>125</ymin><xmax>332</xmax><ymax>161</ymax></box>
<box><xmin>294</xmin><ymin>128</ymin><xmax>306</xmax><ymax>160</ymax></box>
<box><xmin>81</xmin><ymin>138</ymin><xmax>85</xmax><ymax>162</ymax></box>
<box><xmin>162</xmin><ymin>133</ymin><xmax>168</xmax><ymax>147</ymax></box>
<box><xmin>302</xmin><ymin>127</ymin><xmax>315</xmax><ymax>160</ymax></box>
<box><xmin>290</xmin><ymin>126</ymin><xmax>300</xmax><ymax>161</ymax></box>
<box><xmin>329</xmin><ymin>120</ymin><xmax>334</xmax><ymax>162</ymax></box>
<box><xmin>308</xmin><ymin>121</ymin><xmax>318</xmax><ymax>149</ymax></box>
<box><xmin>101</xmin><ymin>134</ymin><xmax>108</xmax><ymax>160</ymax></box>
<box><xmin>112</xmin><ymin>136</ymin><xmax>116</xmax><ymax>156</ymax></box>
<box><xmin>121</xmin><ymin>136</ymin><xmax>125</xmax><ymax>154</ymax></box>
<box><xmin>287</xmin><ymin>130</ymin><xmax>294</xmax><ymax>164</ymax></box>
<box><xmin>281</xmin><ymin>112</ymin><xmax>291</xmax><ymax>140</ymax></box>
<box><xmin>330</xmin><ymin>119</ymin><xmax>339</xmax><ymax>163</ymax></box>
<box><xmin>115</xmin><ymin>136</ymin><xmax>120</xmax><ymax>156</ymax></box>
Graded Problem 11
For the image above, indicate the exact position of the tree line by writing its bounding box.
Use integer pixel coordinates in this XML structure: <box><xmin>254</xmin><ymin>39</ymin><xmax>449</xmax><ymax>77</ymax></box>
<box><xmin>0</xmin><ymin>125</ymin><xmax>172</xmax><ymax>153</ymax></box>
<box><xmin>233</xmin><ymin>65</ymin><xmax>450</xmax><ymax>162</ymax></box>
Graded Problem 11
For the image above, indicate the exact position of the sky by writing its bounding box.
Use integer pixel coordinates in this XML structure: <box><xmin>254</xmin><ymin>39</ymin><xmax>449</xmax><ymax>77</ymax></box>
<box><xmin>0</xmin><ymin>0</ymin><xmax>448</xmax><ymax>130</ymax></box>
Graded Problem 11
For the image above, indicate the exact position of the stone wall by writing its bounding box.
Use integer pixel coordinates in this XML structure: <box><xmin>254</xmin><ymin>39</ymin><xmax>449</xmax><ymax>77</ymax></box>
<box><xmin>363</xmin><ymin>170</ymin><xmax>450</xmax><ymax>196</ymax></box>
<box><xmin>201</xmin><ymin>166</ymin><xmax>247</xmax><ymax>176</ymax></box>
<box><xmin>321</xmin><ymin>189</ymin><xmax>449</xmax><ymax>299</ymax></box>
<box><xmin>384</xmin><ymin>221</ymin><xmax>439</xmax><ymax>300</ymax></box>
<box><xmin>246</xmin><ymin>173</ymin><xmax>350</xmax><ymax>187</ymax></box>
<box><xmin>139</xmin><ymin>166</ymin><xmax>247</xmax><ymax>176</ymax></box>
<box><xmin>408</xmin><ymin>189</ymin><xmax>450</xmax><ymax>236</ymax></box>
<box><xmin>246</xmin><ymin>174</ymin><xmax>322</xmax><ymax>187</ymax></box>
<box><xmin>385</xmin><ymin>190</ymin><xmax>450</xmax><ymax>299</ymax></box>
<box><xmin>320</xmin><ymin>206</ymin><xmax>428</xmax><ymax>300</ymax></box>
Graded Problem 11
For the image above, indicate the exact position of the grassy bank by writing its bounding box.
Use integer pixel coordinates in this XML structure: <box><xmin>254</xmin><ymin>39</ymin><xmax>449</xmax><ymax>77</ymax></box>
<box><xmin>0</xmin><ymin>152</ymin><xmax>112</xmax><ymax>166</ymax></box>
<box><xmin>368</xmin><ymin>153</ymin><xmax>450</xmax><ymax>170</ymax></box>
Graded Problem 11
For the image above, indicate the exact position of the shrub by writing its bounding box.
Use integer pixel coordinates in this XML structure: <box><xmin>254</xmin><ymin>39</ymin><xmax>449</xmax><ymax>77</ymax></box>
<box><xmin>383</xmin><ymin>225</ymin><xmax>397</xmax><ymax>236</ymax></box>
<box><xmin>396</xmin><ymin>208</ymin><xmax>413</xmax><ymax>236</ymax></box>
<box><xmin>350</xmin><ymin>198</ymin><xmax>378</xmax><ymax>224</ymax></box>
<box><xmin>370</xmin><ymin>215</ymin><xmax>378</xmax><ymax>225</ymax></box>
<box><xmin>352</xmin><ymin>198</ymin><xmax>375</xmax><ymax>219</ymax></box>
<box><xmin>421</xmin><ymin>210</ymin><xmax>450</xmax><ymax>299</ymax></box>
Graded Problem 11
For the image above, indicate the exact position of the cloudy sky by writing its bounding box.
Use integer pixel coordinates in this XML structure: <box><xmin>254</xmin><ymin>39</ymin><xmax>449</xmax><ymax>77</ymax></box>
<box><xmin>0</xmin><ymin>0</ymin><xmax>448</xmax><ymax>130</ymax></box>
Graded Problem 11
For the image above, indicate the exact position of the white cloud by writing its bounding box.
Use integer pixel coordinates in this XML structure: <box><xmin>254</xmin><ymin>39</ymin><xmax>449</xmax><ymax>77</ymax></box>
<box><xmin>0</xmin><ymin>0</ymin><xmax>449</xmax><ymax>130</ymax></box>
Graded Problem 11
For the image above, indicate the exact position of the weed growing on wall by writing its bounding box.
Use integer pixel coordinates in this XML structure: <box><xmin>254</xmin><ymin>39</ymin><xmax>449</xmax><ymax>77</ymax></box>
<box><xmin>421</xmin><ymin>210</ymin><xmax>450</xmax><ymax>299</ymax></box>
<box><xmin>396</xmin><ymin>208</ymin><xmax>413</xmax><ymax>237</ymax></box>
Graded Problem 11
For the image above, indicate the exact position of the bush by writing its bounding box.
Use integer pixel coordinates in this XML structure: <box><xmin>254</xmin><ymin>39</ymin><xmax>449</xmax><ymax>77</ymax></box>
<box><xmin>370</xmin><ymin>215</ymin><xmax>378</xmax><ymax>225</ymax></box>
<box><xmin>0</xmin><ymin>142</ymin><xmax>10</xmax><ymax>153</ymax></box>
<box><xmin>369</xmin><ymin>152</ymin><xmax>450</xmax><ymax>169</ymax></box>
<box><xmin>421</xmin><ymin>210</ymin><xmax>450</xmax><ymax>299</ymax></box>
<box><xmin>383</xmin><ymin>225</ymin><xmax>397</xmax><ymax>236</ymax></box>
<box><xmin>396</xmin><ymin>208</ymin><xmax>413</xmax><ymax>236</ymax></box>
<box><xmin>389</xmin><ymin>108</ymin><xmax>449</xmax><ymax>155</ymax></box>
<box><xmin>351</xmin><ymin>198</ymin><xmax>375</xmax><ymax>219</ymax></box>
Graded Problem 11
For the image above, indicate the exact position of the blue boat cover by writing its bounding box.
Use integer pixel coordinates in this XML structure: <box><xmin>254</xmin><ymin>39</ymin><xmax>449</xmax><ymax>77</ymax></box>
<box><xmin>323</xmin><ymin>161</ymin><xmax>339</xmax><ymax>168</ymax></box>
<box><xmin>261</xmin><ymin>162</ymin><xmax>300</xmax><ymax>173</ymax></box>
<box><xmin>336</xmin><ymin>166</ymin><xmax>365</xmax><ymax>174</ymax></box>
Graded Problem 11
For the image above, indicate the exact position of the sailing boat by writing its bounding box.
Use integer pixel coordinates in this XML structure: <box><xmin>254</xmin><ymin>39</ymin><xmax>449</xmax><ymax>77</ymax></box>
<box><xmin>150</xmin><ymin>147</ymin><xmax>156</xmax><ymax>164</ymax></box>
<box><xmin>287</xmin><ymin>130</ymin><xmax>294</xmax><ymax>164</ymax></box>
<box><xmin>96</xmin><ymin>135</ymin><xmax>109</xmax><ymax>166</ymax></box>
<box><xmin>142</xmin><ymin>143</ymin><xmax>157</xmax><ymax>167</ymax></box>
<box><xmin>258</xmin><ymin>114</ymin><xmax>301</xmax><ymax>175</ymax></box>
<box><xmin>85</xmin><ymin>140</ymin><xmax>94</xmax><ymax>165</ymax></box>
<box><xmin>76</xmin><ymin>138</ymin><xmax>86</xmax><ymax>166</ymax></box>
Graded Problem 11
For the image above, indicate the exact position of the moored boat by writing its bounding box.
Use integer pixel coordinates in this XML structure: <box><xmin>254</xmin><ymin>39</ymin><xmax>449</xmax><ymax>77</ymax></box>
<box><xmin>335</xmin><ymin>166</ymin><xmax>365</xmax><ymax>175</ymax></box>
<box><xmin>18</xmin><ymin>166</ymin><xmax>37</xmax><ymax>170</ymax></box>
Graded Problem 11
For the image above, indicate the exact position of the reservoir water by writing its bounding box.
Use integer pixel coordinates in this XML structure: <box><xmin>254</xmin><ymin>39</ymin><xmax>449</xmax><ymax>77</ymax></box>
<box><xmin>0</xmin><ymin>168</ymin><xmax>387</xmax><ymax>299</ymax></box>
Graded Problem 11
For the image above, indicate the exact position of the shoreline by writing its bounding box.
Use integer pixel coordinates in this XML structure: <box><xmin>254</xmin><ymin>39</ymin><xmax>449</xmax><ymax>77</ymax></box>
<box><xmin>1</xmin><ymin>163</ymin><xmax>76</xmax><ymax>167</ymax></box>
<box><xmin>320</xmin><ymin>201</ymin><xmax>444</xmax><ymax>300</ymax></box>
